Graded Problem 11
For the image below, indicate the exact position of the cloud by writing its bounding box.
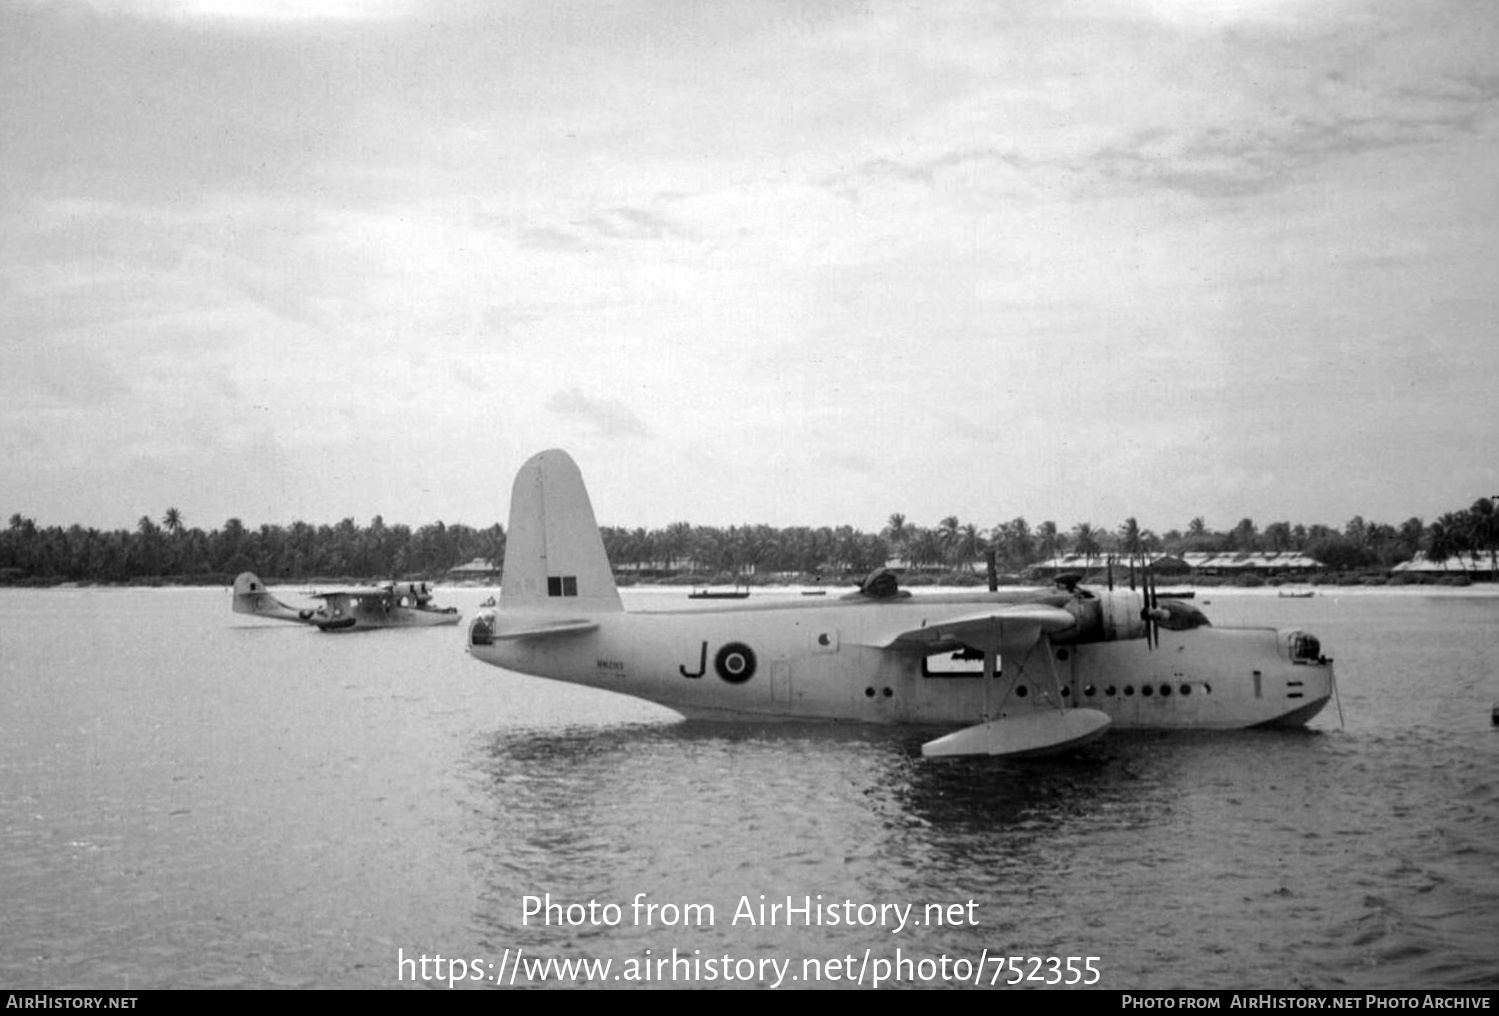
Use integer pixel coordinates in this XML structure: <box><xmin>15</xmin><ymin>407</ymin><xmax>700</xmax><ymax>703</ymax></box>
<box><xmin>52</xmin><ymin>0</ymin><xmax>414</xmax><ymax>22</ymax></box>
<box><xmin>3</xmin><ymin>0</ymin><xmax>1496</xmax><ymax>532</ymax></box>
<box><xmin>547</xmin><ymin>388</ymin><xmax>651</xmax><ymax>440</ymax></box>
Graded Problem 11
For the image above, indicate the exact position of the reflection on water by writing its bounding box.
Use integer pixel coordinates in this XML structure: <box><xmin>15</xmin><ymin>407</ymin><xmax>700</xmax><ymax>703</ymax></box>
<box><xmin>1</xmin><ymin>587</ymin><xmax>1497</xmax><ymax>988</ymax></box>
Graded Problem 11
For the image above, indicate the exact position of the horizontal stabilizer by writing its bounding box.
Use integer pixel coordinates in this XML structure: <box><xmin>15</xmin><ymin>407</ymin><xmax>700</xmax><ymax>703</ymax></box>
<box><xmin>921</xmin><ymin>709</ymin><xmax>1111</xmax><ymax>759</ymax></box>
<box><xmin>484</xmin><ymin>618</ymin><xmax>599</xmax><ymax>641</ymax></box>
<box><xmin>876</xmin><ymin>604</ymin><xmax>1076</xmax><ymax>655</ymax></box>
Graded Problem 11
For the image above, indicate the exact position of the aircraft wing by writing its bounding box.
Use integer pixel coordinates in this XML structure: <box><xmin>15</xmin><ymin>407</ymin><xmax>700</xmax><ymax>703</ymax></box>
<box><xmin>871</xmin><ymin>604</ymin><xmax>1077</xmax><ymax>655</ymax></box>
<box><xmin>307</xmin><ymin>585</ymin><xmax>388</xmax><ymax>599</ymax></box>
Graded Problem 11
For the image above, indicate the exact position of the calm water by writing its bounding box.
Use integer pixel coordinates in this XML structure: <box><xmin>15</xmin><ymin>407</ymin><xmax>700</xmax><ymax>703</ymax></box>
<box><xmin>1</xmin><ymin>585</ymin><xmax>1496</xmax><ymax>990</ymax></box>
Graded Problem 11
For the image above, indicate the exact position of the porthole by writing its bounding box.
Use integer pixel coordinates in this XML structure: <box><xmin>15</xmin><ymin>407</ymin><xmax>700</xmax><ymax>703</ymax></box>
<box><xmin>1123</xmin><ymin>685</ymin><xmax>1134</xmax><ymax>696</ymax></box>
<box><xmin>1056</xmin><ymin>648</ymin><xmax>1070</xmax><ymax>661</ymax></box>
<box><xmin>882</xmin><ymin>687</ymin><xmax>893</xmax><ymax>698</ymax></box>
<box><xmin>1084</xmin><ymin>684</ymin><xmax>1096</xmax><ymax>697</ymax></box>
<box><xmin>1105</xmin><ymin>685</ymin><xmax>1117</xmax><ymax>697</ymax></box>
<box><xmin>1159</xmin><ymin>684</ymin><xmax>1171</xmax><ymax>697</ymax></box>
<box><xmin>1141</xmin><ymin>684</ymin><xmax>1153</xmax><ymax>697</ymax></box>
<box><xmin>1180</xmin><ymin>684</ymin><xmax>1191</xmax><ymax>696</ymax></box>
<box><xmin>865</xmin><ymin>687</ymin><xmax>875</xmax><ymax>698</ymax></box>
<box><xmin>1015</xmin><ymin>685</ymin><xmax>1028</xmax><ymax>698</ymax></box>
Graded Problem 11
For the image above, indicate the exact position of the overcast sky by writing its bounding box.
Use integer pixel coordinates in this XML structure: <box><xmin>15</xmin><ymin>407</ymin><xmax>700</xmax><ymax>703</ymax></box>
<box><xmin>4</xmin><ymin>0</ymin><xmax>1496</xmax><ymax>538</ymax></box>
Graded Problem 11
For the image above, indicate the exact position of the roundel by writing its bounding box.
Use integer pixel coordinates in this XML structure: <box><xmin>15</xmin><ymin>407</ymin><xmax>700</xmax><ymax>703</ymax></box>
<box><xmin>714</xmin><ymin>642</ymin><xmax>757</xmax><ymax>684</ymax></box>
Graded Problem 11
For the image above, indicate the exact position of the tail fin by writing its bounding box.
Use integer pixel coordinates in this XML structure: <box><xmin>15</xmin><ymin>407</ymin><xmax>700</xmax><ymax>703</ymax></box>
<box><xmin>232</xmin><ymin>572</ymin><xmax>307</xmax><ymax>622</ymax></box>
<box><xmin>501</xmin><ymin>449</ymin><xmax>623</xmax><ymax>613</ymax></box>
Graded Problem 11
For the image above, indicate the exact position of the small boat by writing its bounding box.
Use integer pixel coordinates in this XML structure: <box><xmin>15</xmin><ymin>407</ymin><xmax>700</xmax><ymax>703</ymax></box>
<box><xmin>1156</xmin><ymin>590</ymin><xmax>1195</xmax><ymax>600</ymax></box>
<box><xmin>1278</xmin><ymin>590</ymin><xmax>1316</xmax><ymax>598</ymax></box>
<box><xmin>689</xmin><ymin>588</ymin><xmax>751</xmax><ymax>600</ymax></box>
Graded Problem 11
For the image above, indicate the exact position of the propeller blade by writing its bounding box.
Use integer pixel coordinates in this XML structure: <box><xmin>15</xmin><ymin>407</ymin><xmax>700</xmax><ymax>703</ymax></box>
<box><xmin>1149</xmin><ymin>568</ymin><xmax>1159</xmax><ymax>649</ymax></box>
<box><xmin>1137</xmin><ymin>558</ymin><xmax>1156</xmax><ymax>649</ymax></box>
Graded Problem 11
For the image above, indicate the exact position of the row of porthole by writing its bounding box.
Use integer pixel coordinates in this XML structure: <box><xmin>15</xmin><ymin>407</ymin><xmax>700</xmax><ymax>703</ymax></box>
<box><xmin>1080</xmin><ymin>683</ymin><xmax>1210</xmax><ymax>698</ymax></box>
<box><xmin>866</xmin><ymin>683</ymin><xmax>1211</xmax><ymax>701</ymax></box>
<box><xmin>1006</xmin><ymin>683</ymin><xmax>1211</xmax><ymax>699</ymax></box>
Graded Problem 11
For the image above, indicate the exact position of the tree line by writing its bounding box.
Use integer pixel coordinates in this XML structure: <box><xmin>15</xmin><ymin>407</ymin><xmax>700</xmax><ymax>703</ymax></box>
<box><xmin>4</xmin><ymin>496</ymin><xmax>1494</xmax><ymax>584</ymax></box>
<box><xmin>0</xmin><ymin>513</ymin><xmax>503</xmax><ymax>584</ymax></box>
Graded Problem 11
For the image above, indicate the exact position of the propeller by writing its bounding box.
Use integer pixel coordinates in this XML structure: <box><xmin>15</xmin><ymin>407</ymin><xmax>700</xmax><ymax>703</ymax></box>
<box><xmin>1138</xmin><ymin>555</ymin><xmax>1165</xmax><ymax>649</ymax></box>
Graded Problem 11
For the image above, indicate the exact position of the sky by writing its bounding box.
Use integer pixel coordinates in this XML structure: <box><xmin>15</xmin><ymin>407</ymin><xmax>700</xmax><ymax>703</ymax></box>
<box><xmin>3</xmin><ymin>0</ymin><xmax>1497</xmax><ymax>538</ymax></box>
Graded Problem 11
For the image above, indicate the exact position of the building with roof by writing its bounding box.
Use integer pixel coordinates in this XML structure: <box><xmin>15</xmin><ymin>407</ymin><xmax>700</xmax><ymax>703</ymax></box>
<box><xmin>1389</xmin><ymin>551</ymin><xmax>1496</xmax><ymax>579</ymax></box>
<box><xmin>446</xmin><ymin>557</ymin><xmax>500</xmax><ymax>582</ymax></box>
<box><xmin>1026</xmin><ymin>550</ymin><xmax>1322</xmax><ymax>579</ymax></box>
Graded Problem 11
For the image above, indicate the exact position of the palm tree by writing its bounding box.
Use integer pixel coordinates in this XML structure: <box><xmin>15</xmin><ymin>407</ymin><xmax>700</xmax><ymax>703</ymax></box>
<box><xmin>1036</xmin><ymin>520</ymin><xmax>1060</xmax><ymax>562</ymax></box>
<box><xmin>956</xmin><ymin>523</ymin><xmax>983</xmax><ymax>573</ymax></box>
<box><xmin>907</xmin><ymin>528</ymin><xmax>943</xmax><ymax>572</ymax></box>
<box><xmin>1264</xmin><ymin>521</ymin><xmax>1293</xmax><ymax>552</ymax></box>
<box><xmin>1072</xmin><ymin>522</ymin><xmax>1101</xmax><ymax>572</ymax></box>
<box><xmin>1426</xmin><ymin>513</ymin><xmax>1463</xmax><ymax>570</ymax></box>
<box><xmin>1470</xmin><ymin>498</ymin><xmax>1498</xmax><ymax>579</ymax></box>
<box><xmin>660</xmin><ymin>522</ymin><xmax>693</xmax><ymax>572</ymax></box>
<box><xmin>161</xmin><ymin>508</ymin><xmax>184</xmax><ymax>535</ymax></box>
<box><xmin>989</xmin><ymin>516</ymin><xmax>1033</xmax><ymax>571</ymax></box>
<box><xmin>1231</xmin><ymin>518</ymin><xmax>1258</xmax><ymax>552</ymax></box>
<box><xmin>932</xmin><ymin>516</ymin><xmax>958</xmax><ymax>569</ymax></box>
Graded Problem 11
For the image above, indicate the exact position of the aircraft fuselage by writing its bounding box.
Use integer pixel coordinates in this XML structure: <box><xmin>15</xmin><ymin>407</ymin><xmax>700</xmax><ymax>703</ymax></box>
<box><xmin>468</xmin><ymin>594</ymin><xmax>1332</xmax><ymax>731</ymax></box>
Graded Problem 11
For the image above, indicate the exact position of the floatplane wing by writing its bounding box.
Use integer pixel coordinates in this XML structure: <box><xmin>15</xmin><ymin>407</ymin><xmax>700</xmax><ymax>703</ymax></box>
<box><xmin>465</xmin><ymin>449</ymin><xmax>1333</xmax><ymax>760</ymax></box>
<box><xmin>865</xmin><ymin>606</ymin><xmax>1112</xmax><ymax>758</ymax></box>
<box><xmin>306</xmin><ymin>584</ymin><xmax>391</xmax><ymax>598</ymax></box>
<box><xmin>872</xmin><ymin>605</ymin><xmax>1077</xmax><ymax>655</ymax></box>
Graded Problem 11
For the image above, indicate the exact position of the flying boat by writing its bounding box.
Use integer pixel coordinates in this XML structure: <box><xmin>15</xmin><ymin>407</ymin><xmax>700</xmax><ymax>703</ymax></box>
<box><xmin>232</xmin><ymin>572</ymin><xmax>461</xmax><ymax>632</ymax></box>
<box><xmin>466</xmin><ymin>450</ymin><xmax>1335</xmax><ymax>758</ymax></box>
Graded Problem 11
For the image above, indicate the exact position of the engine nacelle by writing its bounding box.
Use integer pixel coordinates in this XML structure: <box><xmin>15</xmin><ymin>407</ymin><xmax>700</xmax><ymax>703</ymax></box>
<box><xmin>390</xmin><ymin>581</ymin><xmax>433</xmax><ymax>605</ymax></box>
<box><xmin>1088</xmin><ymin>588</ymin><xmax>1149</xmax><ymax>643</ymax></box>
<box><xmin>1050</xmin><ymin>588</ymin><xmax>1186</xmax><ymax>644</ymax></box>
<box><xmin>1047</xmin><ymin>584</ymin><xmax>1210</xmax><ymax>645</ymax></box>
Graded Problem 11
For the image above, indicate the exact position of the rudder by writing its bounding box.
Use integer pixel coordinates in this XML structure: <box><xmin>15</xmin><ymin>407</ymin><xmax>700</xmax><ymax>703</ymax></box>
<box><xmin>232</xmin><ymin>572</ymin><xmax>305</xmax><ymax>622</ymax></box>
<box><xmin>501</xmin><ymin>450</ymin><xmax>623</xmax><ymax>613</ymax></box>
<box><xmin>233</xmin><ymin>571</ymin><xmax>270</xmax><ymax>615</ymax></box>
